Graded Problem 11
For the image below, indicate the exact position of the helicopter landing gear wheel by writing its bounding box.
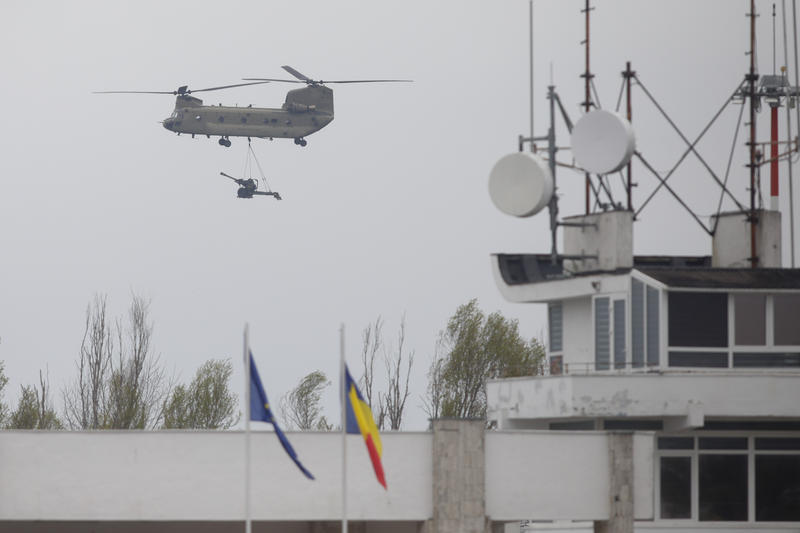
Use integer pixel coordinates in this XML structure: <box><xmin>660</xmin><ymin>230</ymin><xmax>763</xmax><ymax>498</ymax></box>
<box><xmin>294</xmin><ymin>137</ymin><xmax>307</xmax><ymax>147</ymax></box>
<box><xmin>219</xmin><ymin>137</ymin><xmax>232</xmax><ymax>147</ymax></box>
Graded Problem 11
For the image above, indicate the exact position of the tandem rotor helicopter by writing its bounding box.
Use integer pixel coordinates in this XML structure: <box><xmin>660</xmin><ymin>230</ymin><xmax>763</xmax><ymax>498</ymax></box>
<box><xmin>96</xmin><ymin>66</ymin><xmax>412</xmax><ymax>147</ymax></box>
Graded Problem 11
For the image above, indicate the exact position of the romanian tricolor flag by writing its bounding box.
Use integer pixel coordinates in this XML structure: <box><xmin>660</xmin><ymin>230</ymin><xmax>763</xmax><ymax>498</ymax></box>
<box><xmin>344</xmin><ymin>365</ymin><xmax>387</xmax><ymax>489</ymax></box>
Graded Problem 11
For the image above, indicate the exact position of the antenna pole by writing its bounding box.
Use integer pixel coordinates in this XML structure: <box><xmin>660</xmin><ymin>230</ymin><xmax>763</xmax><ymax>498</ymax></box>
<box><xmin>791</xmin><ymin>0</ymin><xmax>800</xmax><ymax>266</ymax></box>
<box><xmin>530</xmin><ymin>0</ymin><xmax>535</xmax><ymax>145</ymax></box>
<box><xmin>624</xmin><ymin>61</ymin><xmax>635</xmax><ymax>211</ymax></box>
<box><xmin>784</xmin><ymin>0</ymin><xmax>798</xmax><ymax>267</ymax></box>
<box><xmin>548</xmin><ymin>85</ymin><xmax>559</xmax><ymax>264</ymax></box>
<box><xmin>748</xmin><ymin>0</ymin><xmax>760</xmax><ymax>267</ymax></box>
<box><xmin>774</xmin><ymin>3</ymin><xmax>778</xmax><ymax>75</ymax></box>
<box><xmin>581</xmin><ymin>0</ymin><xmax>594</xmax><ymax>214</ymax></box>
<box><xmin>771</xmin><ymin>3</ymin><xmax>780</xmax><ymax>211</ymax></box>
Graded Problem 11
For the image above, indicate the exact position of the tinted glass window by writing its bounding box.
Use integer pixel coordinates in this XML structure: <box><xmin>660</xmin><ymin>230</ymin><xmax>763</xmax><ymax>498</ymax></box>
<box><xmin>699</xmin><ymin>437</ymin><xmax>748</xmax><ymax>450</ymax></box>
<box><xmin>699</xmin><ymin>454</ymin><xmax>748</xmax><ymax>521</ymax></box>
<box><xmin>661</xmin><ymin>457</ymin><xmax>691</xmax><ymax>519</ymax></box>
<box><xmin>774</xmin><ymin>294</ymin><xmax>800</xmax><ymax>345</ymax></box>
<box><xmin>755</xmin><ymin>455</ymin><xmax>800</xmax><ymax>521</ymax></box>
<box><xmin>734</xmin><ymin>293</ymin><xmax>766</xmax><ymax>345</ymax></box>
<box><xmin>658</xmin><ymin>437</ymin><xmax>694</xmax><ymax>450</ymax></box>
<box><xmin>668</xmin><ymin>351</ymin><xmax>728</xmax><ymax>368</ymax></box>
<box><xmin>669</xmin><ymin>292</ymin><xmax>728</xmax><ymax>347</ymax></box>
<box><xmin>733</xmin><ymin>352</ymin><xmax>800</xmax><ymax>368</ymax></box>
<box><xmin>755</xmin><ymin>438</ymin><xmax>800</xmax><ymax>450</ymax></box>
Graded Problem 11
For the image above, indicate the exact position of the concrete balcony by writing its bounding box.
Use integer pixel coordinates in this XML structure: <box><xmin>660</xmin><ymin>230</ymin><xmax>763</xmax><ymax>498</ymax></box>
<box><xmin>487</xmin><ymin>372</ymin><xmax>800</xmax><ymax>430</ymax></box>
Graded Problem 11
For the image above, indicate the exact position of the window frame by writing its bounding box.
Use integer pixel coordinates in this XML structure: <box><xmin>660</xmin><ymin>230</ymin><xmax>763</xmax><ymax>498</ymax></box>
<box><xmin>665</xmin><ymin>289</ymin><xmax>800</xmax><ymax>369</ymax></box>
<box><xmin>592</xmin><ymin>292</ymin><xmax>629</xmax><ymax>372</ymax></box>
<box><xmin>655</xmin><ymin>432</ymin><xmax>800</xmax><ymax>524</ymax></box>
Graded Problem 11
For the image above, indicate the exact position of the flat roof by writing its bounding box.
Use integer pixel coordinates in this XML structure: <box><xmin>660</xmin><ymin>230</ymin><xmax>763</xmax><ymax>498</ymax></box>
<box><xmin>637</xmin><ymin>267</ymin><xmax>800</xmax><ymax>289</ymax></box>
<box><xmin>494</xmin><ymin>253</ymin><xmax>800</xmax><ymax>289</ymax></box>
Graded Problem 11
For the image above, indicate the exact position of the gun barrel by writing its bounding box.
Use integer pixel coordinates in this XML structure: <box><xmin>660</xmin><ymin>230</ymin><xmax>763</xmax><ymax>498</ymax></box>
<box><xmin>220</xmin><ymin>172</ymin><xmax>246</xmax><ymax>185</ymax></box>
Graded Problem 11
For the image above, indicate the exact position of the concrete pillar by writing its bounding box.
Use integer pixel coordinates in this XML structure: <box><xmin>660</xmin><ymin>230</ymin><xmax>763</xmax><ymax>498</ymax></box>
<box><xmin>430</xmin><ymin>419</ymin><xmax>487</xmax><ymax>533</ymax></box>
<box><xmin>594</xmin><ymin>432</ymin><xmax>634</xmax><ymax>533</ymax></box>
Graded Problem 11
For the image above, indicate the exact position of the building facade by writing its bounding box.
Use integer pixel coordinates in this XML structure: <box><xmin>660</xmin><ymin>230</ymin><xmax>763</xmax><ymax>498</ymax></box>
<box><xmin>488</xmin><ymin>209</ymin><xmax>800</xmax><ymax>531</ymax></box>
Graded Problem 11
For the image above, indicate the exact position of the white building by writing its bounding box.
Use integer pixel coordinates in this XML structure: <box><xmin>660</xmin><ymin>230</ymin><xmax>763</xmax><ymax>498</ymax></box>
<box><xmin>487</xmin><ymin>209</ymin><xmax>800</xmax><ymax>531</ymax></box>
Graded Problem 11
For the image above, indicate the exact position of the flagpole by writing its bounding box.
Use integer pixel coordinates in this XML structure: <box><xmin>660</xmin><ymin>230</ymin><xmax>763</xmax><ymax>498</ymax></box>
<box><xmin>340</xmin><ymin>324</ymin><xmax>348</xmax><ymax>533</ymax></box>
<box><xmin>244</xmin><ymin>324</ymin><xmax>252</xmax><ymax>533</ymax></box>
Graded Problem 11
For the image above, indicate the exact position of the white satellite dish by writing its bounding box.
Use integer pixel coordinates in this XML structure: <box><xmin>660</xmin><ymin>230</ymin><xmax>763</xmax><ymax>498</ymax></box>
<box><xmin>571</xmin><ymin>110</ymin><xmax>635</xmax><ymax>174</ymax></box>
<box><xmin>489</xmin><ymin>152</ymin><xmax>554</xmax><ymax>218</ymax></box>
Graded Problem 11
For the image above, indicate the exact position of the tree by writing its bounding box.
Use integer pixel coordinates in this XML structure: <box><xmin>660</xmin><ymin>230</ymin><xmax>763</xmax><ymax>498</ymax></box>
<box><xmin>106</xmin><ymin>295</ymin><xmax>169</xmax><ymax>429</ymax></box>
<box><xmin>422</xmin><ymin>334</ymin><xmax>447</xmax><ymax>421</ymax></box>
<box><xmin>63</xmin><ymin>293</ymin><xmax>171</xmax><ymax>429</ymax></box>
<box><xmin>0</xmin><ymin>361</ymin><xmax>8</xmax><ymax>427</ymax></box>
<box><xmin>383</xmin><ymin>314</ymin><xmax>414</xmax><ymax>430</ymax></box>
<box><xmin>63</xmin><ymin>294</ymin><xmax>113</xmax><ymax>429</ymax></box>
<box><xmin>280</xmin><ymin>370</ymin><xmax>332</xmax><ymax>430</ymax></box>
<box><xmin>162</xmin><ymin>359</ymin><xmax>239</xmax><ymax>429</ymax></box>
<box><xmin>8</xmin><ymin>370</ymin><xmax>62</xmax><ymax>430</ymax></box>
<box><xmin>424</xmin><ymin>299</ymin><xmax>545</xmax><ymax>420</ymax></box>
<box><xmin>358</xmin><ymin>315</ymin><xmax>416</xmax><ymax>430</ymax></box>
<box><xmin>360</xmin><ymin>316</ymin><xmax>386</xmax><ymax>429</ymax></box>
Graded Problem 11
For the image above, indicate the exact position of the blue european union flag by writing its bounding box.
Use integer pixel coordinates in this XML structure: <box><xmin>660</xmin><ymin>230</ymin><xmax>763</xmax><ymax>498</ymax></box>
<box><xmin>249</xmin><ymin>352</ymin><xmax>315</xmax><ymax>480</ymax></box>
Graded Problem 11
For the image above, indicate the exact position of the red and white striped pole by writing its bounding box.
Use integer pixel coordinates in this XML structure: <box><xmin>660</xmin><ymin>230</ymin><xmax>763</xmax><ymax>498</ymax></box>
<box><xmin>771</xmin><ymin>104</ymin><xmax>780</xmax><ymax>211</ymax></box>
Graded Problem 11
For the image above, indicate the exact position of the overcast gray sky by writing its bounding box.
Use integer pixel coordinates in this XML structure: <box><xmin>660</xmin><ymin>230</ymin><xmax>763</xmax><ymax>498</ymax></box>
<box><xmin>1</xmin><ymin>0</ymin><xmax>796</xmax><ymax>430</ymax></box>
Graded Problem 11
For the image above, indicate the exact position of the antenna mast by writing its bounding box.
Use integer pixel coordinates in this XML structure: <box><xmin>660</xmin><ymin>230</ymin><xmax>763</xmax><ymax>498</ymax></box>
<box><xmin>581</xmin><ymin>0</ymin><xmax>594</xmax><ymax>214</ymax></box>
<box><xmin>530</xmin><ymin>0</ymin><xmax>535</xmax><ymax>145</ymax></box>
<box><xmin>748</xmin><ymin>0</ymin><xmax>760</xmax><ymax>267</ymax></box>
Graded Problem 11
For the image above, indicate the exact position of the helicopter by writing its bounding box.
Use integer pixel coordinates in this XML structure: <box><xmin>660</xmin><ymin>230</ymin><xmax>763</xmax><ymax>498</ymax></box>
<box><xmin>96</xmin><ymin>66</ymin><xmax>411</xmax><ymax>147</ymax></box>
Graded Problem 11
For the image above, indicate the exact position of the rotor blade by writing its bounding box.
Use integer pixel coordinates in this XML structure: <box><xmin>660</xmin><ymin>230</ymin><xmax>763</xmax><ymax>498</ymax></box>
<box><xmin>242</xmin><ymin>77</ymin><xmax>306</xmax><ymax>84</ymax></box>
<box><xmin>93</xmin><ymin>90</ymin><xmax>176</xmax><ymax>95</ymax></box>
<box><xmin>318</xmin><ymin>79</ymin><xmax>414</xmax><ymax>84</ymax></box>
<box><xmin>94</xmin><ymin>81</ymin><xmax>269</xmax><ymax>96</ymax></box>
<box><xmin>190</xmin><ymin>81</ymin><xmax>270</xmax><ymax>93</ymax></box>
<box><xmin>282</xmin><ymin>65</ymin><xmax>313</xmax><ymax>82</ymax></box>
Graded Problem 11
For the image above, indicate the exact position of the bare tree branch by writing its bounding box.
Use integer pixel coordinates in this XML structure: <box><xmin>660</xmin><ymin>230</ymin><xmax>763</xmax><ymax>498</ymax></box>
<box><xmin>63</xmin><ymin>294</ymin><xmax>112</xmax><ymax>429</ymax></box>
<box><xmin>383</xmin><ymin>314</ymin><xmax>414</xmax><ymax>430</ymax></box>
<box><xmin>360</xmin><ymin>316</ymin><xmax>386</xmax><ymax>430</ymax></box>
<box><xmin>107</xmin><ymin>295</ymin><xmax>170</xmax><ymax>429</ymax></box>
<box><xmin>63</xmin><ymin>293</ymin><xmax>171</xmax><ymax>430</ymax></box>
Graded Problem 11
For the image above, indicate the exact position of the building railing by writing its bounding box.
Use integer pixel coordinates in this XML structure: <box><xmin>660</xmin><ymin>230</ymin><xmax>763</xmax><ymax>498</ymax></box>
<box><xmin>547</xmin><ymin>356</ymin><xmax>661</xmax><ymax>376</ymax></box>
<box><xmin>498</xmin><ymin>353</ymin><xmax>800</xmax><ymax>379</ymax></box>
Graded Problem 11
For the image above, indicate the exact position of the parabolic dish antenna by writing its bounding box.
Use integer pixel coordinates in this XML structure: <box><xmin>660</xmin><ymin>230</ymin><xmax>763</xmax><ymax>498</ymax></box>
<box><xmin>571</xmin><ymin>110</ymin><xmax>635</xmax><ymax>174</ymax></box>
<box><xmin>488</xmin><ymin>152</ymin><xmax>554</xmax><ymax>218</ymax></box>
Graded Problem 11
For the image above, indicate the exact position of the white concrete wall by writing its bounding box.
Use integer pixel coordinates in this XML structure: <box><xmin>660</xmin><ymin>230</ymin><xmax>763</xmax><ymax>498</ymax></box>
<box><xmin>563</xmin><ymin>211</ymin><xmax>634</xmax><ymax>274</ymax></box>
<box><xmin>487</xmin><ymin>373</ymin><xmax>800</xmax><ymax>422</ymax></box>
<box><xmin>0</xmin><ymin>431</ymin><xmax>432</xmax><ymax>521</ymax></box>
<box><xmin>712</xmin><ymin>210</ymin><xmax>782</xmax><ymax>268</ymax></box>
<box><xmin>0</xmin><ymin>429</ymin><xmax>657</xmax><ymax>525</ymax></box>
<box><xmin>485</xmin><ymin>431</ymin><xmax>609</xmax><ymax>521</ymax></box>
<box><xmin>485</xmin><ymin>431</ymin><xmax>653</xmax><ymax>522</ymax></box>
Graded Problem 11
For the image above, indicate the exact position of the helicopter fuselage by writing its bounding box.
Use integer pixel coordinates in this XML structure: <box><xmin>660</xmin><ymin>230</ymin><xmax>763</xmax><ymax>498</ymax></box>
<box><xmin>162</xmin><ymin>85</ymin><xmax>334</xmax><ymax>143</ymax></box>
